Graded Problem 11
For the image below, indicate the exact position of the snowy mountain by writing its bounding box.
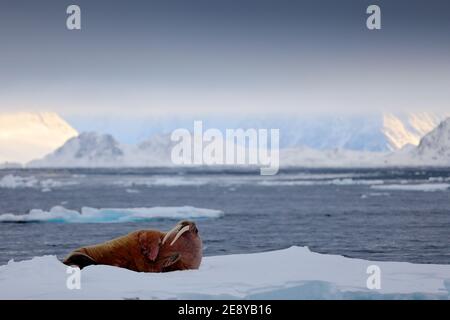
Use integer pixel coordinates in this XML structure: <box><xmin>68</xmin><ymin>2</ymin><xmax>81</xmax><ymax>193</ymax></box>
<box><xmin>273</xmin><ymin>112</ymin><xmax>445</xmax><ymax>151</ymax></box>
<box><xmin>0</xmin><ymin>112</ymin><xmax>78</xmax><ymax>164</ymax></box>
<box><xmin>381</xmin><ymin>112</ymin><xmax>444</xmax><ymax>150</ymax></box>
<box><xmin>281</xmin><ymin>118</ymin><xmax>450</xmax><ymax>168</ymax></box>
<box><xmin>25</xmin><ymin>113</ymin><xmax>450</xmax><ymax>168</ymax></box>
<box><xmin>29</xmin><ymin>132</ymin><xmax>175</xmax><ymax>168</ymax></box>
<box><xmin>353</xmin><ymin>117</ymin><xmax>450</xmax><ymax>167</ymax></box>
<box><xmin>29</xmin><ymin>132</ymin><xmax>126</xmax><ymax>168</ymax></box>
<box><xmin>133</xmin><ymin>134</ymin><xmax>174</xmax><ymax>166</ymax></box>
<box><xmin>66</xmin><ymin>112</ymin><xmax>445</xmax><ymax>152</ymax></box>
<box><xmin>409</xmin><ymin>118</ymin><xmax>450</xmax><ymax>165</ymax></box>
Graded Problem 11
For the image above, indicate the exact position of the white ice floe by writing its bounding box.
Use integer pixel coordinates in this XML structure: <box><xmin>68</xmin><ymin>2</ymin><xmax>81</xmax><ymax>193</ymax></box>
<box><xmin>0</xmin><ymin>206</ymin><xmax>224</xmax><ymax>223</ymax></box>
<box><xmin>0</xmin><ymin>174</ymin><xmax>38</xmax><ymax>188</ymax></box>
<box><xmin>360</xmin><ymin>192</ymin><xmax>391</xmax><ymax>199</ymax></box>
<box><xmin>115</xmin><ymin>175</ymin><xmax>386</xmax><ymax>188</ymax></box>
<box><xmin>428</xmin><ymin>177</ymin><xmax>450</xmax><ymax>182</ymax></box>
<box><xmin>258</xmin><ymin>178</ymin><xmax>384</xmax><ymax>187</ymax></box>
<box><xmin>0</xmin><ymin>246</ymin><xmax>448</xmax><ymax>299</ymax></box>
<box><xmin>372</xmin><ymin>183</ymin><xmax>450</xmax><ymax>192</ymax></box>
<box><xmin>125</xmin><ymin>188</ymin><xmax>140</xmax><ymax>194</ymax></box>
<box><xmin>115</xmin><ymin>176</ymin><xmax>210</xmax><ymax>187</ymax></box>
<box><xmin>0</xmin><ymin>174</ymin><xmax>78</xmax><ymax>190</ymax></box>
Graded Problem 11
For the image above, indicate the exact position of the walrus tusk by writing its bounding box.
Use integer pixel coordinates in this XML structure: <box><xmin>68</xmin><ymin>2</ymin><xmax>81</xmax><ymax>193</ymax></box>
<box><xmin>162</xmin><ymin>225</ymin><xmax>180</xmax><ymax>245</ymax></box>
<box><xmin>170</xmin><ymin>225</ymin><xmax>190</xmax><ymax>246</ymax></box>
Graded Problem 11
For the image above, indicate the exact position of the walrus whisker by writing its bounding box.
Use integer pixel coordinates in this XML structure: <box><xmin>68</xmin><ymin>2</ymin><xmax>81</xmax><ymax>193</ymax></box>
<box><xmin>170</xmin><ymin>225</ymin><xmax>190</xmax><ymax>246</ymax></box>
<box><xmin>162</xmin><ymin>225</ymin><xmax>180</xmax><ymax>245</ymax></box>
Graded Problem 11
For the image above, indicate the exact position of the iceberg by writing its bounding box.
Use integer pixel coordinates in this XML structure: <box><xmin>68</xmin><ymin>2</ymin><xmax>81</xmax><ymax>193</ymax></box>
<box><xmin>0</xmin><ymin>246</ymin><xmax>448</xmax><ymax>299</ymax></box>
<box><xmin>0</xmin><ymin>206</ymin><xmax>224</xmax><ymax>223</ymax></box>
<box><xmin>371</xmin><ymin>183</ymin><xmax>450</xmax><ymax>192</ymax></box>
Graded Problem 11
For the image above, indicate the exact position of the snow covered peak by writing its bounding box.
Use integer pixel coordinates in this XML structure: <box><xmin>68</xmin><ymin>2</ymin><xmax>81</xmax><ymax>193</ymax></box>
<box><xmin>68</xmin><ymin>132</ymin><xmax>123</xmax><ymax>155</ymax></box>
<box><xmin>413</xmin><ymin>117</ymin><xmax>450</xmax><ymax>162</ymax></box>
<box><xmin>137</xmin><ymin>133</ymin><xmax>174</xmax><ymax>151</ymax></box>
<box><xmin>381</xmin><ymin>112</ymin><xmax>445</xmax><ymax>150</ymax></box>
<box><xmin>0</xmin><ymin>112</ymin><xmax>78</xmax><ymax>164</ymax></box>
<box><xmin>28</xmin><ymin>132</ymin><xmax>175</xmax><ymax>168</ymax></box>
<box><xmin>29</xmin><ymin>132</ymin><xmax>125</xmax><ymax>167</ymax></box>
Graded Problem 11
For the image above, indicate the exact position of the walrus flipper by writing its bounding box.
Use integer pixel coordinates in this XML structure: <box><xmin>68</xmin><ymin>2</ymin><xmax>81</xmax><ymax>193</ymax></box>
<box><xmin>63</xmin><ymin>252</ymin><xmax>97</xmax><ymax>269</ymax></box>
<box><xmin>160</xmin><ymin>253</ymin><xmax>181</xmax><ymax>272</ymax></box>
<box><xmin>138</xmin><ymin>231</ymin><xmax>161</xmax><ymax>261</ymax></box>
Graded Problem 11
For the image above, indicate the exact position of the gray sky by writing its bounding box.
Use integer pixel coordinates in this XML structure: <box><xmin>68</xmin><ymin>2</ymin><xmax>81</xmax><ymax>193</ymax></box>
<box><xmin>1</xmin><ymin>0</ymin><xmax>449</xmax><ymax>120</ymax></box>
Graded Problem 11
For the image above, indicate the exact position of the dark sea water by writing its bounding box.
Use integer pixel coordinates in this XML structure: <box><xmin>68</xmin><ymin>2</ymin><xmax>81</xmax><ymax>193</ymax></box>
<box><xmin>0</xmin><ymin>167</ymin><xmax>449</xmax><ymax>266</ymax></box>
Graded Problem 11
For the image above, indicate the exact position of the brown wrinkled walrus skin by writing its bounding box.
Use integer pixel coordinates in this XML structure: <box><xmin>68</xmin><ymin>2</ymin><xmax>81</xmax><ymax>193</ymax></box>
<box><xmin>63</xmin><ymin>220</ymin><xmax>202</xmax><ymax>272</ymax></box>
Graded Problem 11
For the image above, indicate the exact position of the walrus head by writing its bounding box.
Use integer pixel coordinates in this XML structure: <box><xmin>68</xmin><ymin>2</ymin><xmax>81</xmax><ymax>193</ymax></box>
<box><xmin>155</xmin><ymin>220</ymin><xmax>202</xmax><ymax>272</ymax></box>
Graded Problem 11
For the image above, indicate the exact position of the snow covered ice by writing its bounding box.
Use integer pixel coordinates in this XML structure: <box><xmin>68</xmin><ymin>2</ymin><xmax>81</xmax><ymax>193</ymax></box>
<box><xmin>0</xmin><ymin>174</ymin><xmax>78</xmax><ymax>191</ymax></box>
<box><xmin>371</xmin><ymin>183</ymin><xmax>450</xmax><ymax>192</ymax></box>
<box><xmin>0</xmin><ymin>246</ymin><xmax>448</xmax><ymax>299</ymax></box>
<box><xmin>0</xmin><ymin>206</ymin><xmax>224</xmax><ymax>223</ymax></box>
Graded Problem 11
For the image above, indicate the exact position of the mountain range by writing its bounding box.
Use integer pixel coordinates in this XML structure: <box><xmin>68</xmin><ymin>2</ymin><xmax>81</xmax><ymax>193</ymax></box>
<box><xmin>67</xmin><ymin>112</ymin><xmax>447</xmax><ymax>152</ymax></box>
<box><xmin>1</xmin><ymin>111</ymin><xmax>450</xmax><ymax>167</ymax></box>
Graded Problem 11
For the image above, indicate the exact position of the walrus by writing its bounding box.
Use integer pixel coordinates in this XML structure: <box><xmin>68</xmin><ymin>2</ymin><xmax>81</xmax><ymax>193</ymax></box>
<box><xmin>63</xmin><ymin>220</ymin><xmax>202</xmax><ymax>272</ymax></box>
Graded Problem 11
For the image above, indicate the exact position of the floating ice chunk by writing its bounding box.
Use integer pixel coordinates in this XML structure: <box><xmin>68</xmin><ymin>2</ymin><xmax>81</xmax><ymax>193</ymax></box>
<box><xmin>361</xmin><ymin>192</ymin><xmax>390</xmax><ymax>199</ymax></box>
<box><xmin>372</xmin><ymin>183</ymin><xmax>450</xmax><ymax>192</ymax></box>
<box><xmin>0</xmin><ymin>206</ymin><xmax>224</xmax><ymax>223</ymax></box>
<box><xmin>258</xmin><ymin>178</ymin><xmax>384</xmax><ymax>187</ymax></box>
<box><xmin>115</xmin><ymin>176</ymin><xmax>215</xmax><ymax>187</ymax></box>
<box><xmin>125</xmin><ymin>188</ymin><xmax>140</xmax><ymax>194</ymax></box>
<box><xmin>330</xmin><ymin>178</ymin><xmax>384</xmax><ymax>185</ymax></box>
<box><xmin>0</xmin><ymin>175</ymin><xmax>38</xmax><ymax>188</ymax></box>
<box><xmin>0</xmin><ymin>174</ymin><xmax>78</xmax><ymax>190</ymax></box>
<box><xmin>428</xmin><ymin>177</ymin><xmax>450</xmax><ymax>182</ymax></box>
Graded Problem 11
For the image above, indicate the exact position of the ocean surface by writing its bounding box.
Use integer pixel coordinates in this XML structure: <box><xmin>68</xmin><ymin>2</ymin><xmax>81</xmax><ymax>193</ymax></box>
<box><xmin>0</xmin><ymin>167</ymin><xmax>449</xmax><ymax>266</ymax></box>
